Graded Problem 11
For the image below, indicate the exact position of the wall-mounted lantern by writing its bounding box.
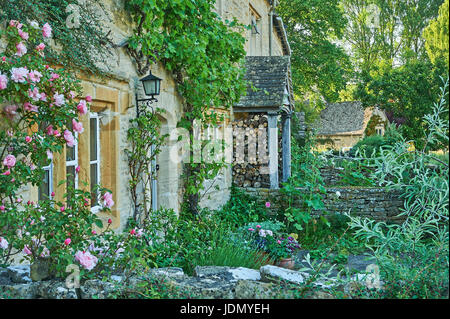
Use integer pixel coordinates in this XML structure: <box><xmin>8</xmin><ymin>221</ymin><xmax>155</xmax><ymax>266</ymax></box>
<box><xmin>136</xmin><ymin>72</ymin><xmax>163</xmax><ymax>117</ymax></box>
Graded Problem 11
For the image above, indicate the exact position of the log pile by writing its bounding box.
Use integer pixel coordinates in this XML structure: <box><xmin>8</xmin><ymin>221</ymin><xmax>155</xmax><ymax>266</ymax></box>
<box><xmin>232</xmin><ymin>113</ymin><xmax>271</xmax><ymax>188</ymax></box>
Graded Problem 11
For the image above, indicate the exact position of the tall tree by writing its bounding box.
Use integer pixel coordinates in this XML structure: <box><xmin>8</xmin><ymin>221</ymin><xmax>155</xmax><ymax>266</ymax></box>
<box><xmin>341</xmin><ymin>0</ymin><xmax>444</xmax><ymax>71</ymax></box>
<box><xmin>423</xmin><ymin>0</ymin><xmax>449</xmax><ymax>66</ymax></box>
<box><xmin>277</xmin><ymin>0</ymin><xmax>352</xmax><ymax>103</ymax></box>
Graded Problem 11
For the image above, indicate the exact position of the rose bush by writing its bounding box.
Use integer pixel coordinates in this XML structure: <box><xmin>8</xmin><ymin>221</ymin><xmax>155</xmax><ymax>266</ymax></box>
<box><xmin>0</xmin><ymin>21</ymin><xmax>114</xmax><ymax>277</ymax></box>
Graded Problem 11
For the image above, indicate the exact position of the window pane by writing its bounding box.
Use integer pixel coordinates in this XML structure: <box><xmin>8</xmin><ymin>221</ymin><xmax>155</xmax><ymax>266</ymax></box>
<box><xmin>90</xmin><ymin>163</ymin><xmax>99</xmax><ymax>207</ymax></box>
<box><xmin>66</xmin><ymin>121</ymin><xmax>75</xmax><ymax>161</ymax></box>
<box><xmin>90</xmin><ymin>118</ymin><xmax>98</xmax><ymax>161</ymax></box>
<box><xmin>66</xmin><ymin>166</ymin><xmax>75</xmax><ymax>188</ymax></box>
<box><xmin>38</xmin><ymin>170</ymin><xmax>50</xmax><ymax>200</ymax></box>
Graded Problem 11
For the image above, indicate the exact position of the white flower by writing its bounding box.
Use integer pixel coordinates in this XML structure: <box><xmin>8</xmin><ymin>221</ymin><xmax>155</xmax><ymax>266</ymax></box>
<box><xmin>336</xmin><ymin>191</ymin><xmax>341</xmax><ymax>198</ymax></box>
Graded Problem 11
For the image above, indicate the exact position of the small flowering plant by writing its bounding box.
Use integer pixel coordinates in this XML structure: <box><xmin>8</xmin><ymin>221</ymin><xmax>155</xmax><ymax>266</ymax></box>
<box><xmin>244</xmin><ymin>224</ymin><xmax>300</xmax><ymax>261</ymax></box>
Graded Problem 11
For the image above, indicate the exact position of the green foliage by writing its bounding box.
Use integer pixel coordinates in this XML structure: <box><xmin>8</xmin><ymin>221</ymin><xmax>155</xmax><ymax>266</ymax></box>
<box><xmin>192</xmin><ymin>225</ymin><xmax>274</xmax><ymax>269</ymax></box>
<box><xmin>125</xmin><ymin>109</ymin><xmax>168</xmax><ymax>224</ymax></box>
<box><xmin>423</xmin><ymin>0</ymin><xmax>449</xmax><ymax>66</ymax></box>
<box><xmin>125</xmin><ymin>0</ymin><xmax>247</xmax><ymax>214</ymax></box>
<box><xmin>0</xmin><ymin>0</ymin><xmax>112</xmax><ymax>74</ymax></box>
<box><xmin>278</xmin><ymin>0</ymin><xmax>352</xmax><ymax>102</ymax></box>
<box><xmin>347</xmin><ymin>79</ymin><xmax>449</xmax><ymax>299</ymax></box>
<box><xmin>280</xmin><ymin>133</ymin><xmax>327</xmax><ymax>232</ymax></box>
<box><xmin>341</xmin><ymin>0</ymin><xmax>444</xmax><ymax>71</ymax></box>
<box><xmin>215</xmin><ymin>186</ymin><xmax>270</xmax><ymax>227</ymax></box>
<box><xmin>355</xmin><ymin>59</ymin><xmax>449</xmax><ymax>150</ymax></box>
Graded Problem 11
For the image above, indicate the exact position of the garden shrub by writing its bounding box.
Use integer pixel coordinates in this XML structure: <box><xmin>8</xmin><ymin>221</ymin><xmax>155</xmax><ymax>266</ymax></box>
<box><xmin>0</xmin><ymin>21</ymin><xmax>116</xmax><ymax>277</ymax></box>
<box><xmin>347</xmin><ymin>78</ymin><xmax>450</xmax><ymax>299</ymax></box>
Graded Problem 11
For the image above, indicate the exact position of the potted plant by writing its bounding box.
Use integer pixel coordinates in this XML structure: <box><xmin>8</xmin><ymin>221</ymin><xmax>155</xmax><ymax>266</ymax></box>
<box><xmin>266</xmin><ymin>235</ymin><xmax>301</xmax><ymax>270</ymax></box>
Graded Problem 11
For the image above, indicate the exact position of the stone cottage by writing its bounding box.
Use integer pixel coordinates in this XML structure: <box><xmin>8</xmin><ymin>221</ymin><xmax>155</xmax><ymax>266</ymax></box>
<box><xmin>314</xmin><ymin>102</ymin><xmax>389</xmax><ymax>152</ymax></box>
<box><xmin>2</xmin><ymin>0</ymin><xmax>292</xmax><ymax>231</ymax></box>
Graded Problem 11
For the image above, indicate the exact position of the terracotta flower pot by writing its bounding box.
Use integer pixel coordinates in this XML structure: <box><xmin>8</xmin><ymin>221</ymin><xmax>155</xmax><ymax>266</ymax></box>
<box><xmin>276</xmin><ymin>257</ymin><xmax>295</xmax><ymax>270</ymax></box>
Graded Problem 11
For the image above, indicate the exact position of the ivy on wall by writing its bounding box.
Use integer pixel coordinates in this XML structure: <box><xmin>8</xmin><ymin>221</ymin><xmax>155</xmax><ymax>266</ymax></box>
<box><xmin>125</xmin><ymin>0</ymin><xmax>248</xmax><ymax>215</ymax></box>
<box><xmin>365</xmin><ymin>114</ymin><xmax>388</xmax><ymax>136</ymax></box>
<box><xmin>0</xmin><ymin>0</ymin><xmax>113</xmax><ymax>75</ymax></box>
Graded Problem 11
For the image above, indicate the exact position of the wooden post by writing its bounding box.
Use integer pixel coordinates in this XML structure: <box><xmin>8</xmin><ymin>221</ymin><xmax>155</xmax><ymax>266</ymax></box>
<box><xmin>282</xmin><ymin>113</ymin><xmax>292</xmax><ymax>182</ymax></box>
<box><xmin>267</xmin><ymin>112</ymin><xmax>279</xmax><ymax>189</ymax></box>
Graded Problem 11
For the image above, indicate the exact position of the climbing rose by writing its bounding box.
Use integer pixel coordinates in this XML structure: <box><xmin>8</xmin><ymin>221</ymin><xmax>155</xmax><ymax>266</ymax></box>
<box><xmin>64</xmin><ymin>130</ymin><xmax>75</xmax><ymax>147</ymax></box>
<box><xmin>64</xmin><ymin>238</ymin><xmax>71</xmax><ymax>246</ymax></box>
<box><xmin>0</xmin><ymin>237</ymin><xmax>8</xmax><ymax>250</ymax></box>
<box><xmin>25</xmin><ymin>136</ymin><xmax>32</xmax><ymax>143</ymax></box>
<box><xmin>77</xmin><ymin>100</ymin><xmax>88</xmax><ymax>115</ymax></box>
<box><xmin>28</xmin><ymin>87</ymin><xmax>41</xmax><ymax>101</ymax></box>
<box><xmin>3</xmin><ymin>105</ymin><xmax>18</xmax><ymax>119</ymax></box>
<box><xmin>103</xmin><ymin>192</ymin><xmax>114</xmax><ymax>209</ymax></box>
<box><xmin>54</xmin><ymin>93</ymin><xmax>65</xmax><ymax>106</ymax></box>
<box><xmin>15</xmin><ymin>42</ymin><xmax>27</xmax><ymax>57</ymax></box>
<box><xmin>42</xmin><ymin>23</ymin><xmax>52</xmax><ymax>38</ymax></box>
<box><xmin>23</xmin><ymin>245</ymin><xmax>32</xmax><ymax>255</ymax></box>
<box><xmin>0</xmin><ymin>74</ymin><xmax>8</xmax><ymax>90</ymax></box>
<box><xmin>75</xmin><ymin>251</ymin><xmax>98</xmax><ymax>271</ymax></box>
<box><xmin>3</xmin><ymin>155</ymin><xmax>16</xmax><ymax>168</ymax></box>
<box><xmin>24</xmin><ymin>102</ymin><xmax>38</xmax><ymax>113</ymax></box>
<box><xmin>18</xmin><ymin>29</ymin><xmax>29</xmax><ymax>41</ymax></box>
<box><xmin>28</xmin><ymin>70</ymin><xmax>42</xmax><ymax>83</ymax></box>
<box><xmin>10</xmin><ymin>67</ymin><xmax>29</xmax><ymax>83</ymax></box>
<box><xmin>36</xmin><ymin>43</ymin><xmax>45</xmax><ymax>52</ymax></box>
<box><xmin>72</xmin><ymin>119</ymin><xmax>84</xmax><ymax>134</ymax></box>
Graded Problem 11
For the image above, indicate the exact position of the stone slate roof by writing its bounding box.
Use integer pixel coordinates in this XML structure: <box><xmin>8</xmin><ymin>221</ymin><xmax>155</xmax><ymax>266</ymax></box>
<box><xmin>235</xmin><ymin>56</ymin><xmax>291</xmax><ymax>110</ymax></box>
<box><xmin>315</xmin><ymin>101</ymin><xmax>367</xmax><ymax>135</ymax></box>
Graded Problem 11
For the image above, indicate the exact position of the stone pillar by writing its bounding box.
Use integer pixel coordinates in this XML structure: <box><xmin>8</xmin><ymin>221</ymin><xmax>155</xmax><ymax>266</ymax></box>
<box><xmin>267</xmin><ymin>112</ymin><xmax>279</xmax><ymax>189</ymax></box>
<box><xmin>282</xmin><ymin>113</ymin><xmax>292</xmax><ymax>182</ymax></box>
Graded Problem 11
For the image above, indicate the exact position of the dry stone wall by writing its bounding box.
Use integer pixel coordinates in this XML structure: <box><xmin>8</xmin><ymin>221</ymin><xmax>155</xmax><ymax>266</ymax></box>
<box><xmin>241</xmin><ymin>187</ymin><xmax>405</xmax><ymax>223</ymax></box>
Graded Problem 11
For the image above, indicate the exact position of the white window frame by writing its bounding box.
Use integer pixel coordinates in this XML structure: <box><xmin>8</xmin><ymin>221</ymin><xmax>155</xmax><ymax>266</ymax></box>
<box><xmin>39</xmin><ymin>162</ymin><xmax>54</xmax><ymax>201</ymax></box>
<box><xmin>90</xmin><ymin>112</ymin><xmax>102</xmax><ymax>214</ymax></box>
<box><xmin>66</xmin><ymin>131</ymin><xmax>79</xmax><ymax>190</ymax></box>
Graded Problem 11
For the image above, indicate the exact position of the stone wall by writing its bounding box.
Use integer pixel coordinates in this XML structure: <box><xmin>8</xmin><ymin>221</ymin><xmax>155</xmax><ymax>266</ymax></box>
<box><xmin>241</xmin><ymin>187</ymin><xmax>405</xmax><ymax>223</ymax></box>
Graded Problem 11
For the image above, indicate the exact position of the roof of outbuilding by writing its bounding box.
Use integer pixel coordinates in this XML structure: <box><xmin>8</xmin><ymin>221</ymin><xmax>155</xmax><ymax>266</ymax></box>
<box><xmin>315</xmin><ymin>101</ymin><xmax>368</xmax><ymax>135</ymax></box>
<box><xmin>235</xmin><ymin>56</ymin><xmax>292</xmax><ymax>111</ymax></box>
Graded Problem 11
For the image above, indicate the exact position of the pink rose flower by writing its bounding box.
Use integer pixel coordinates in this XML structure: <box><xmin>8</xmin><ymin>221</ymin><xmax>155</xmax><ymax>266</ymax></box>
<box><xmin>75</xmin><ymin>251</ymin><xmax>98</xmax><ymax>271</ymax></box>
<box><xmin>10</xmin><ymin>67</ymin><xmax>29</xmax><ymax>83</ymax></box>
<box><xmin>3</xmin><ymin>105</ymin><xmax>18</xmax><ymax>119</ymax></box>
<box><xmin>0</xmin><ymin>74</ymin><xmax>8</xmax><ymax>90</ymax></box>
<box><xmin>72</xmin><ymin>119</ymin><xmax>84</xmax><ymax>134</ymax></box>
<box><xmin>77</xmin><ymin>100</ymin><xmax>88</xmax><ymax>115</ymax></box>
<box><xmin>0</xmin><ymin>205</ymin><xmax>5</xmax><ymax>211</ymax></box>
<box><xmin>24</xmin><ymin>102</ymin><xmax>38</xmax><ymax>113</ymax></box>
<box><xmin>64</xmin><ymin>130</ymin><xmax>75</xmax><ymax>147</ymax></box>
<box><xmin>28</xmin><ymin>87</ymin><xmax>41</xmax><ymax>101</ymax></box>
<box><xmin>42</xmin><ymin>23</ymin><xmax>52</xmax><ymax>38</ymax></box>
<box><xmin>15</xmin><ymin>42</ymin><xmax>27</xmax><ymax>57</ymax></box>
<box><xmin>18</xmin><ymin>29</ymin><xmax>29</xmax><ymax>41</ymax></box>
<box><xmin>23</xmin><ymin>245</ymin><xmax>32</xmax><ymax>255</ymax></box>
<box><xmin>3</xmin><ymin>155</ymin><xmax>16</xmax><ymax>168</ymax></box>
<box><xmin>25</xmin><ymin>136</ymin><xmax>32</xmax><ymax>143</ymax></box>
<box><xmin>54</xmin><ymin>93</ymin><xmax>65</xmax><ymax>106</ymax></box>
<box><xmin>64</xmin><ymin>238</ymin><xmax>71</xmax><ymax>246</ymax></box>
<box><xmin>46</xmin><ymin>150</ymin><xmax>53</xmax><ymax>160</ymax></box>
<box><xmin>265</xmin><ymin>202</ymin><xmax>271</xmax><ymax>208</ymax></box>
<box><xmin>75</xmin><ymin>166</ymin><xmax>81</xmax><ymax>174</ymax></box>
<box><xmin>103</xmin><ymin>192</ymin><xmax>114</xmax><ymax>209</ymax></box>
<box><xmin>49</xmin><ymin>73</ymin><xmax>60</xmax><ymax>82</ymax></box>
<box><xmin>85</xmin><ymin>96</ymin><xmax>92</xmax><ymax>102</ymax></box>
<box><xmin>36</xmin><ymin>43</ymin><xmax>45</xmax><ymax>52</ymax></box>
<box><xmin>2</xmin><ymin>170</ymin><xmax>11</xmax><ymax>176</ymax></box>
<box><xmin>28</xmin><ymin>70</ymin><xmax>43</xmax><ymax>83</ymax></box>
<box><xmin>0</xmin><ymin>237</ymin><xmax>8</xmax><ymax>250</ymax></box>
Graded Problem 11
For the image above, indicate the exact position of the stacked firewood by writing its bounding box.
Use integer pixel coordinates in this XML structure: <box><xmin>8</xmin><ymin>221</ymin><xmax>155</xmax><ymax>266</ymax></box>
<box><xmin>232</xmin><ymin>113</ymin><xmax>270</xmax><ymax>188</ymax></box>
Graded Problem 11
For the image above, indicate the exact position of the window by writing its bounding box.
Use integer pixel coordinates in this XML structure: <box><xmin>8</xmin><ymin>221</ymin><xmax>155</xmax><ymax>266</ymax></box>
<box><xmin>90</xmin><ymin>112</ymin><xmax>101</xmax><ymax>211</ymax></box>
<box><xmin>376</xmin><ymin>127</ymin><xmax>384</xmax><ymax>136</ymax></box>
<box><xmin>38</xmin><ymin>163</ymin><xmax>53</xmax><ymax>201</ymax></box>
<box><xmin>66</xmin><ymin>121</ymin><xmax>78</xmax><ymax>194</ymax></box>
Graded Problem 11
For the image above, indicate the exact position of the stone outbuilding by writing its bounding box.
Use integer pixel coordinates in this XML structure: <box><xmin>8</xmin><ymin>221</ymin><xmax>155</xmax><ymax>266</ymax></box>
<box><xmin>314</xmin><ymin>102</ymin><xmax>389</xmax><ymax>152</ymax></box>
